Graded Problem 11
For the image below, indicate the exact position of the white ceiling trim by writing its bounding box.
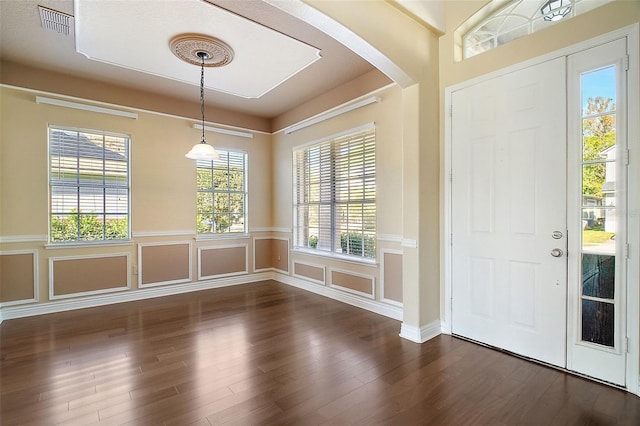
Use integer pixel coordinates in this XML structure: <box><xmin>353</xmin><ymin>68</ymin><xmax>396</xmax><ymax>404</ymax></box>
<box><xmin>264</xmin><ymin>0</ymin><xmax>415</xmax><ymax>88</ymax></box>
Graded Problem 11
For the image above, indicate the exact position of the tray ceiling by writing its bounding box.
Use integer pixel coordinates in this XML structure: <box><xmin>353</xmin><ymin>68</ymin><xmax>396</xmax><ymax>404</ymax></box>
<box><xmin>75</xmin><ymin>0</ymin><xmax>321</xmax><ymax>99</ymax></box>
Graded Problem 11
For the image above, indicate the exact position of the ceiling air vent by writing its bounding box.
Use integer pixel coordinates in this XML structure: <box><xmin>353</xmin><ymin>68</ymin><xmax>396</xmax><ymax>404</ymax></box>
<box><xmin>38</xmin><ymin>5</ymin><xmax>73</xmax><ymax>35</ymax></box>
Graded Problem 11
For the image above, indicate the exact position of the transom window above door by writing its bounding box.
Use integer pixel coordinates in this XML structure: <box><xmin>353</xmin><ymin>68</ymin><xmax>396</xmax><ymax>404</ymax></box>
<box><xmin>459</xmin><ymin>0</ymin><xmax>614</xmax><ymax>60</ymax></box>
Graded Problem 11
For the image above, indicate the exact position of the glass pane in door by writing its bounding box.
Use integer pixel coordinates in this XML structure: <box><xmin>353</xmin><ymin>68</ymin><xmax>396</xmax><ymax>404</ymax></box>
<box><xmin>579</xmin><ymin>66</ymin><xmax>617</xmax><ymax>348</ymax></box>
<box><xmin>581</xmin><ymin>299</ymin><xmax>615</xmax><ymax>346</ymax></box>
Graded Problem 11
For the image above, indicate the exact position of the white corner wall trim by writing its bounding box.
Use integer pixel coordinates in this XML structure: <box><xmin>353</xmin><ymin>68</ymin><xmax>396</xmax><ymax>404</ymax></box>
<box><xmin>0</xmin><ymin>272</ymin><xmax>273</xmax><ymax>323</ymax></box>
<box><xmin>284</xmin><ymin>97</ymin><xmax>380</xmax><ymax>134</ymax></box>
<box><xmin>36</xmin><ymin>96</ymin><xmax>138</xmax><ymax>119</ymax></box>
<box><xmin>401</xmin><ymin>239</ymin><xmax>418</xmax><ymax>248</ymax></box>
<box><xmin>2</xmin><ymin>84</ymin><xmax>271</xmax><ymax>136</ymax></box>
<box><xmin>377</xmin><ymin>234</ymin><xmax>403</xmax><ymax>243</ymax></box>
<box><xmin>249</xmin><ymin>227</ymin><xmax>292</xmax><ymax>233</ymax></box>
<box><xmin>0</xmin><ymin>272</ymin><xmax>401</xmax><ymax>325</ymax></box>
<box><xmin>276</xmin><ymin>272</ymin><xmax>402</xmax><ymax>321</ymax></box>
<box><xmin>132</xmin><ymin>230</ymin><xmax>195</xmax><ymax>238</ymax></box>
<box><xmin>399</xmin><ymin>320</ymin><xmax>442</xmax><ymax>343</ymax></box>
<box><xmin>0</xmin><ymin>235</ymin><xmax>48</xmax><ymax>243</ymax></box>
<box><xmin>194</xmin><ymin>123</ymin><xmax>253</xmax><ymax>139</ymax></box>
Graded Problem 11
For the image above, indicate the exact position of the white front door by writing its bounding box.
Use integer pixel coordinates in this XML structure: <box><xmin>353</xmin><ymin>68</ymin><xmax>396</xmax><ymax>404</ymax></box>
<box><xmin>451</xmin><ymin>57</ymin><xmax>568</xmax><ymax>367</ymax></box>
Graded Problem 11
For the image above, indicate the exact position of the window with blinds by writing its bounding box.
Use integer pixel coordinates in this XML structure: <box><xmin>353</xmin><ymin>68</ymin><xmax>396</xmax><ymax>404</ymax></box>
<box><xmin>196</xmin><ymin>150</ymin><xmax>247</xmax><ymax>234</ymax></box>
<box><xmin>293</xmin><ymin>126</ymin><xmax>376</xmax><ymax>259</ymax></box>
<box><xmin>49</xmin><ymin>127</ymin><xmax>130</xmax><ymax>243</ymax></box>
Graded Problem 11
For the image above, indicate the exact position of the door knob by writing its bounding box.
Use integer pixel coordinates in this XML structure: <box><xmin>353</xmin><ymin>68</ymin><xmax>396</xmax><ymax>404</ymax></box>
<box><xmin>551</xmin><ymin>248</ymin><xmax>563</xmax><ymax>257</ymax></box>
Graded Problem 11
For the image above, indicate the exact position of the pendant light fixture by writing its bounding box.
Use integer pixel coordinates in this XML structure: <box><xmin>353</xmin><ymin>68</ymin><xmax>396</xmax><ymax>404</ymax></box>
<box><xmin>185</xmin><ymin>51</ymin><xmax>220</xmax><ymax>160</ymax></box>
<box><xmin>169</xmin><ymin>34</ymin><xmax>234</xmax><ymax>161</ymax></box>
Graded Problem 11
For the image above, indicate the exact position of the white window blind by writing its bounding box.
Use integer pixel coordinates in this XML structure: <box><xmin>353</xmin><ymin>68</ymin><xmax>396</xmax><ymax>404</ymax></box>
<box><xmin>196</xmin><ymin>150</ymin><xmax>247</xmax><ymax>234</ymax></box>
<box><xmin>293</xmin><ymin>127</ymin><xmax>376</xmax><ymax>259</ymax></box>
<box><xmin>49</xmin><ymin>127</ymin><xmax>130</xmax><ymax>242</ymax></box>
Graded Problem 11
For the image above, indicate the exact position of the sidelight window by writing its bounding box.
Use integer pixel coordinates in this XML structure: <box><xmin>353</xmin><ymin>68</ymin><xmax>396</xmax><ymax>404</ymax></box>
<box><xmin>579</xmin><ymin>66</ymin><xmax>617</xmax><ymax>347</ymax></box>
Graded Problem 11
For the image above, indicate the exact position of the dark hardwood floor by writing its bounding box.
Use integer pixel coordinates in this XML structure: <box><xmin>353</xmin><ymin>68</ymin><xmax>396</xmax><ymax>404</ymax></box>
<box><xmin>1</xmin><ymin>280</ymin><xmax>639</xmax><ymax>425</ymax></box>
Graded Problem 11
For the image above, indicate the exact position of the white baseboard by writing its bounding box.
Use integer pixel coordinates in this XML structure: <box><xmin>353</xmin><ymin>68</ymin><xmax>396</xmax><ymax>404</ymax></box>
<box><xmin>0</xmin><ymin>272</ymin><xmax>404</xmax><ymax>325</ymax></box>
<box><xmin>274</xmin><ymin>272</ymin><xmax>403</xmax><ymax>321</ymax></box>
<box><xmin>0</xmin><ymin>272</ymin><xmax>272</xmax><ymax>324</ymax></box>
<box><xmin>399</xmin><ymin>319</ymin><xmax>442</xmax><ymax>343</ymax></box>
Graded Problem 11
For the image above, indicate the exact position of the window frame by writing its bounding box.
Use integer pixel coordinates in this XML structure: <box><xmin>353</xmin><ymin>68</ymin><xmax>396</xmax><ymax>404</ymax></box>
<box><xmin>292</xmin><ymin>124</ymin><xmax>376</xmax><ymax>262</ymax></box>
<box><xmin>48</xmin><ymin>125</ymin><xmax>131</xmax><ymax>245</ymax></box>
<box><xmin>461</xmin><ymin>0</ymin><xmax>614</xmax><ymax>60</ymax></box>
<box><xmin>195</xmin><ymin>149</ymin><xmax>248</xmax><ymax>237</ymax></box>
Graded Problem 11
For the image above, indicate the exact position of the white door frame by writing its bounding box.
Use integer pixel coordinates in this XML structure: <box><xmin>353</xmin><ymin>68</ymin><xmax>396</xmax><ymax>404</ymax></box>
<box><xmin>442</xmin><ymin>24</ymin><xmax>639</xmax><ymax>395</ymax></box>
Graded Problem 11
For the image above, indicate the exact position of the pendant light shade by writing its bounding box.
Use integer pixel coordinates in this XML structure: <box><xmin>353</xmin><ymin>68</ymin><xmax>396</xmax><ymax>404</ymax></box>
<box><xmin>185</xmin><ymin>141</ymin><xmax>220</xmax><ymax>160</ymax></box>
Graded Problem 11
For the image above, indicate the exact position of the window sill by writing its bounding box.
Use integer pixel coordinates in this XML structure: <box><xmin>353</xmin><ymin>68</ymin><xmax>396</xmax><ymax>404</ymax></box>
<box><xmin>292</xmin><ymin>247</ymin><xmax>378</xmax><ymax>266</ymax></box>
<box><xmin>45</xmin><ymin>240</ymin><xmax>134</xmax><ymax>249</ymax></box>
<box><xmin>195</xmin><ymin>233</ymin><xmax>251</xmax><ymax>241</ymax></box>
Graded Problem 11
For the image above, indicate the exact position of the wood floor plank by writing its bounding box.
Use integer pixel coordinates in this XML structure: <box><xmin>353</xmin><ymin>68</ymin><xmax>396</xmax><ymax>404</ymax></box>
<box><xmin>2</xmin><ymin>280</ymin><xmax>639</xmax><ymax>425</ymax></box>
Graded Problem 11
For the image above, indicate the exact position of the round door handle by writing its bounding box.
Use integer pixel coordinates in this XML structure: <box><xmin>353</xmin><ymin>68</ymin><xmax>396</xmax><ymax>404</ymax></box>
<box><xmin>551</xmin><ymin>248</ymin><xmax>563</xmax><ymax>258</ymax></box>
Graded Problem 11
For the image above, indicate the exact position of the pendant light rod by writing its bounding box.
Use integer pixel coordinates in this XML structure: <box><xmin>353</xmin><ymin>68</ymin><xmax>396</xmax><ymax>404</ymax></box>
<box><xmin>174</xmin><ymin>34</ymin><xmax>232</xmax><ymax>161</ymax></box>
<box><xmin>199</xmin><ymin>51</ymin><xmax>208</xmax><ymax>144</ymax></box>
<box><xmin>185</xmin><ymin>50</ymin><xmax>220</xmax><ymax>161</ymax></box>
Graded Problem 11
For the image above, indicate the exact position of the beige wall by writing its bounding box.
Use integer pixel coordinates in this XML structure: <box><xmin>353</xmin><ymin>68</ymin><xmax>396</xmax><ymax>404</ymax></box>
<box><xmin>0</xmin><ymin>0</ymin><xmax>433</xmax><ymax>323</ymax></box>
<box><xmin>0</xmin><ymin>87</ymin><xmax>270</xmax><ymax>236</ymax></box>
<box><xmin>303</xmin><ymin>0</ymin><xmax>441</xmax><ymax>329</ymax></box>
<box><xmin>0</xmin><ymin>84</ymin><xmax>271</xmax><ymax>303</ymax></box>
<box><xmin>0</xmin><ymin>61</ymin><xmax>271</xmax><ymax>133</ymax></box>
<box><xmin>271</xmin><ymin>83</ymin><xmax>404</xmax><ymax>302</ymax></box>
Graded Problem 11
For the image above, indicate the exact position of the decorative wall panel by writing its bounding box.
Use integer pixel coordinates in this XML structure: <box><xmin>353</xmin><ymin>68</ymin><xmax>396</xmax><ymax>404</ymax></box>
<box><xmin>199</xmin><ymin>245</ymin><xmax>248</xmax><ymax>279</ymax></box>
<box><xmin>50</xmin><ymin>254</ymin><xmax>130</xmax><ymax>299</ymax></box>
<box><xmin>139</xmin><ymin>241</ymin><xmax>191</xmax><ymax>288</ymax></box>
<box><xmin>0</xmin><ymin>250</ymin><xmax>37</xmax><ymax>305</ymax></box>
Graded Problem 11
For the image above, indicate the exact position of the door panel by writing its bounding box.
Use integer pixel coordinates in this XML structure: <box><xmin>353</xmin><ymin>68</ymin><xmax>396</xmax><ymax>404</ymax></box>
<box><xmin>451</xmin><ymin>57</ymin><xmax>567</xmax><ymax>367</ymax></box>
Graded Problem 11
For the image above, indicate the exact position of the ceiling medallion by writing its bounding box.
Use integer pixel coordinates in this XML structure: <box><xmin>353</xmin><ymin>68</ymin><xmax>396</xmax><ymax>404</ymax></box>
<box><xmin>169</xmin><ymin>34</ymin><xmax>234</xmax><ymax>67</ymax></box>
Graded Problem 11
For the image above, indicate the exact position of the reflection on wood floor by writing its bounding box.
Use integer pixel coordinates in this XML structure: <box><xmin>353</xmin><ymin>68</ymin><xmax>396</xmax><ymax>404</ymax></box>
<box><xmin>1</xmin><ymin>280</ymin><xmax>639</xmax><ymax>425</ymax></box>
